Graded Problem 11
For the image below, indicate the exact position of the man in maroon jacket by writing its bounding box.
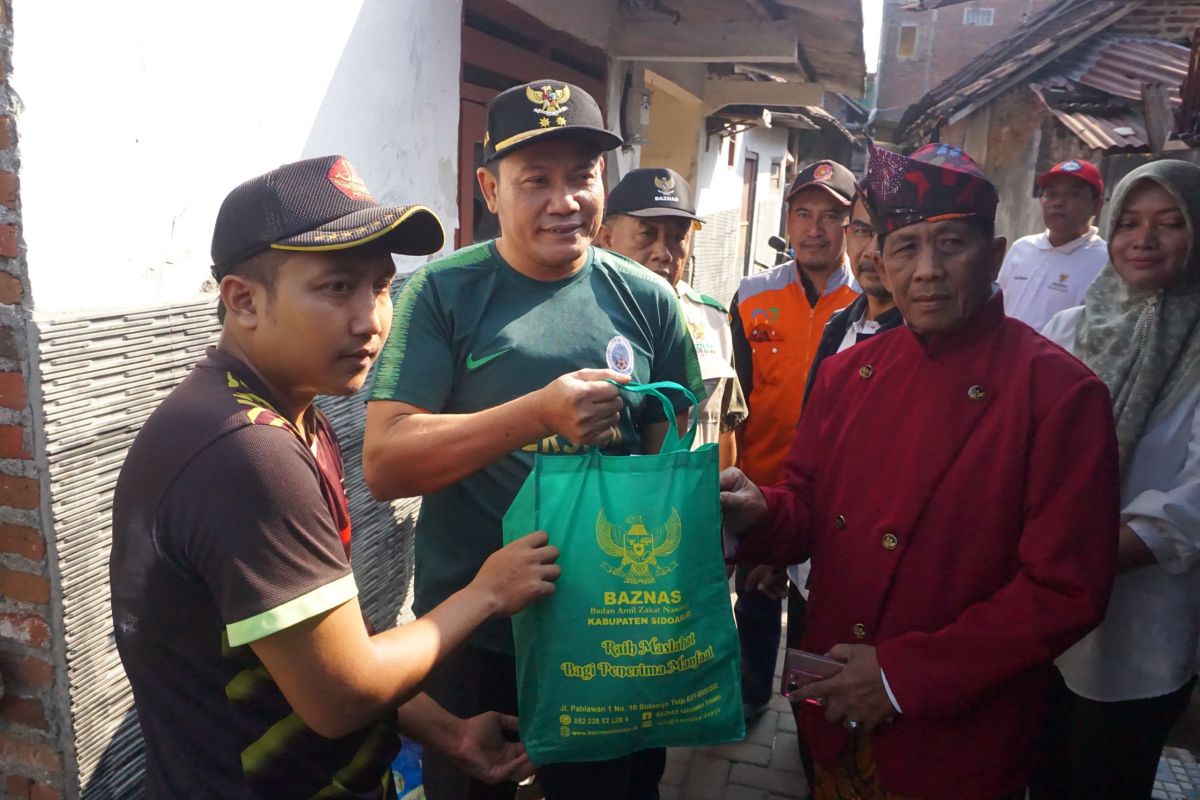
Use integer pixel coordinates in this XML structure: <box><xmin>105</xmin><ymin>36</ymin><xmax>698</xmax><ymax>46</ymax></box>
<box><xmin>719</xmin><ymin>143</ymin><xmax>1119</xmax><ymax>800</ymax></box>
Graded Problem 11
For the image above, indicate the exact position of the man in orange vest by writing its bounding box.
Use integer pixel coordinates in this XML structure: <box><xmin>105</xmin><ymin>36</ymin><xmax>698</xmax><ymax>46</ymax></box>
<box><xmin>729</xmin><ymin>160</ymin><xmax>860</xmax><ymax>722</ymax></box>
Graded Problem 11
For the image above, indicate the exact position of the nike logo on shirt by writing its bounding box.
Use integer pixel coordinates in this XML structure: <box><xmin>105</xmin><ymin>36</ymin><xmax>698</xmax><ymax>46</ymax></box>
<box><xmin>466</xmin><ymin>348</ymin><xmax>511</xmax><ymax>370</ymax></box>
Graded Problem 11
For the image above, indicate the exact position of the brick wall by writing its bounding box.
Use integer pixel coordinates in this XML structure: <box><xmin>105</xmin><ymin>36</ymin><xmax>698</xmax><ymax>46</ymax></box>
<box><xmin>0</xmin><ymin>0</ymin><xmax>69</xmax><ymax>797</ymax></box>
<box><xmin>876</xmin><ymin>0</ymin><xmax>1057</xmax><ymax>113</ymax></box>
<box><xmin>1114</xmin><ymin>0</ymin><xmax>1200</xmax><ymax>43</ymax></box>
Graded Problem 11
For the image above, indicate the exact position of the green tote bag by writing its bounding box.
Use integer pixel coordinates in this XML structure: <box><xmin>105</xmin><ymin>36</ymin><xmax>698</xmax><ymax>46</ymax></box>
<box><xmin>502</xmin><ymin>381</ymin><xmax>744</xmax><ymax>765</ymax></box>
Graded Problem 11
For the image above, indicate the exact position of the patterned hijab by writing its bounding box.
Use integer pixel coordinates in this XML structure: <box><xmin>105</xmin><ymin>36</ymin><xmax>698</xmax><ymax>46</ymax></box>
<box><xmin>1074</xmin><ymin>159</ymin><xmax>1200</xmax><ymax>472</ymax></box>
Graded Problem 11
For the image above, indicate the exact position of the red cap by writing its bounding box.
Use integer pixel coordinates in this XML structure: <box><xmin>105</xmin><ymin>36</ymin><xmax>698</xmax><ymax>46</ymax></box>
<box><xmin>1037</xmin><ymin>159</ymin><xmax>1103</xmax><ymax>196</ymax></box>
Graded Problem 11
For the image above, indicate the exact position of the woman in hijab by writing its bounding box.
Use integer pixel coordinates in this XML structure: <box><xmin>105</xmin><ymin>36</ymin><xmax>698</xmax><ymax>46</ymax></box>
<box><xmin>1031</xmin><ymin>159</ymin><xmax>1200</xmax><ymax>799</ymax></box>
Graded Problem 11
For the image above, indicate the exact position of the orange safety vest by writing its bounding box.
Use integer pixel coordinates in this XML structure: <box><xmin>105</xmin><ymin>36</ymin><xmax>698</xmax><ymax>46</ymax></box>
<box><xmin>736</xmin><ymin>262</ymin><xmax>858</xmax><ymax>485</ymax></box>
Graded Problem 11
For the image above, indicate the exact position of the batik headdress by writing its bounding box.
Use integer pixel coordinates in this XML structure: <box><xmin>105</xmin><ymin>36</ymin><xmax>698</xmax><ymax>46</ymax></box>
<box><xmin>862</xmin><ymin>141</ymin><xmax>998</xmax><ymax>235</ymax></box>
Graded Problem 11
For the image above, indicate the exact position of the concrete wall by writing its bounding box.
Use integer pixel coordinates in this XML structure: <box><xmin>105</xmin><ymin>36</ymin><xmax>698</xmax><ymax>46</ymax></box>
<box><xmin>641</xmin><ymin>71</ymin><xmax>705</xmax><ymax>188</ymax></box>
<box><xmin>645</xmin><ymin>62</ymin><xmax>709</xmax><ymax>102</ymax></box>
<box><xmin>14</xmin><ymin>0</ymin><xmax>464</xmax><ymax>318</ymax></box>
<box><xmin>6</xmin><ymin>2</ymin><xmax>466</xmax><ymax>796</ymax></box>
<box><xmin>508</xmin><ymin>0</ymin><xmax>618</xmax><ymax>49</ymax></box>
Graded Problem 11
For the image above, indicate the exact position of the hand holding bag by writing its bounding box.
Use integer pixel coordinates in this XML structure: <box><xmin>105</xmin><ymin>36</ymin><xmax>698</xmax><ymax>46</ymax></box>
<box><xmin>502</xmin><ymin>381</ymin><xmax>744</xmax><ymax>764</ymax></box>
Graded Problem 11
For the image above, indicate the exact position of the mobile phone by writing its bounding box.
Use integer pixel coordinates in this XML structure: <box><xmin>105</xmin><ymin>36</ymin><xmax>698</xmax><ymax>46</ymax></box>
<box><xmin>781</xmin><ymin>649</ymin><xmax>845</xmax><ymax>705</ymax></box>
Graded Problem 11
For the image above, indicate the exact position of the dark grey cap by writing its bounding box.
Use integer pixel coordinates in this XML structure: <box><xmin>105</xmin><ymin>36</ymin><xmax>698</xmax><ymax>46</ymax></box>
<box><xmin>605</xmin><ymin>167</ymin><xmax>703</xmax><ymax>223</ymax></box>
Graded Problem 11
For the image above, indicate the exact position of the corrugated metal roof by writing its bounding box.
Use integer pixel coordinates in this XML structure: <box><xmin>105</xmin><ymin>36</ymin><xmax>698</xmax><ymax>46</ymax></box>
<box><xmin>1069</xmin><ymin>36</ymin><xmax>1189</xmax><ymax>105</ymax></box>
<box><xmin>895</xmin><ymin>0</ymin><xmax>1136</xmax><ymax>143</ymax></box>
<box><xmin>1026</xmin><ymin>34</ymin><xmax>1190</xmax><ymax>153</ymax></box>
<box><xmin>1048</xmin><ymin>107</ymin><xmax>1148</xmax><ymax>151</ymax></box>
<box><xmin>897</xmin><ymin>0</ymin><xmax>1192</xmax><ymax>151</ymax></box>
<box><xmin>801</xmin><ymin>104</ymin><xmax>859</xmax><ymax>143</ymax></box>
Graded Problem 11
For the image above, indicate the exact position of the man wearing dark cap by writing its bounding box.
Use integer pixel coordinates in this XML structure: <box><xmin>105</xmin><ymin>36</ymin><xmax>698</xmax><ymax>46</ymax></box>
<box><xmin>597</xmin><ymin>166</ymin><xmax>747</xmax><ymax>467</ymax></box>
<box><xmin>111</xmin><ymin>156</ymin><xmax>562</xmax><ymax>799</ymax></box>
<box><xmin>998</xmin><ymin>158</ymin><xmax>1107</xmax><ymax>331</ymax></box>
<box><xmin>363</xmin><ymin>82</ymin><xmax>705</xmax><ymax>800</ymax></box>
<box><xmin>719</xmin><ymin>143</ymin><xmax>1119</xmax><ymax>798</ymax></box>
<box><xmin>728</xmin><ymin>159</ymin><xmax>860</xmax><ymax>723</ymax></box>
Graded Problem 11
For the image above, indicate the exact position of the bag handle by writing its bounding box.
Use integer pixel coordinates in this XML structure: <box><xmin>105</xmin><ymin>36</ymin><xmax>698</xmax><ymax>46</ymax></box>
<box><xmin>609</xmin><ymin>380</ymin><xmax>699</xmax><ymax>454</ymax></box>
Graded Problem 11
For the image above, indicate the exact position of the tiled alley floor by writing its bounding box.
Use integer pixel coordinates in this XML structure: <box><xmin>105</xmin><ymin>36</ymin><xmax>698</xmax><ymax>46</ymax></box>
<box><xmin>1155</xmin><ymin>747</ymin><xmax>1200</xmax><ymax>800</ymax></box>
<box><xmin>660</xmin><ymin>686</ymin><xmax>807</xmax><ymax>800</ymax></box>
<box><xmin>659</xmin><ymin>597</ymin><xmax>807</xmax><ymax>800</ymax></box>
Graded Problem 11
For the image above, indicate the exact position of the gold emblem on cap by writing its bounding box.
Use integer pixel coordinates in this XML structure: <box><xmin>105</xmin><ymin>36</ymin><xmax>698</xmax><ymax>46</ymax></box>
<box><xmin>859</xmin><ymin>365</ymin><xmax>874</xmax><ymax>379</ymax></box>
<box><xmin>655</xmin><ymin>174</ymin><xmax>675</xmax><ymax>192</ymax></box>
<box><xmin>527</xmin><ymin>84</ymin><xmax>571</xmax><ymax>117</ymax></box>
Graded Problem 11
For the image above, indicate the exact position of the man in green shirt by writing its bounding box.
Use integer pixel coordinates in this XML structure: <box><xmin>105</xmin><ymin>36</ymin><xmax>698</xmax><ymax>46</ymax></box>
<box><xmin>364</xmin><ymin>81</ymin><xmax>705</xmax><ymax>800</ymax></box>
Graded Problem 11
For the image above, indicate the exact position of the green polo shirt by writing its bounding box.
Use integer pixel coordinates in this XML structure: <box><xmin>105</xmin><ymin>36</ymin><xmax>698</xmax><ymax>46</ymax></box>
<box><xmin>370</xmin><ymin>241</ymin><xmax>705</xmax><ymax>654</ymax></box>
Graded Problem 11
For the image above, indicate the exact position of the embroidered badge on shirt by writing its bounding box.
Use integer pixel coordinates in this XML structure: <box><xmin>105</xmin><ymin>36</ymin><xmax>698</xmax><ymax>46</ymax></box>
<box><xmin>606</xmin><ymin>335</ymin><xmax>635</xmax><ymax>376</ymax></box>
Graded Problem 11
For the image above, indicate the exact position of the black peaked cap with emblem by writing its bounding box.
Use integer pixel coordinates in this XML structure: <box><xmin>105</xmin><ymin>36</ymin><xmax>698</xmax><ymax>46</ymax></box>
<box><xmin>785</xmin><ymin>159</ymin><xmax>856</xmax><ymax>206</ymax></box>
<box><xmin>484</xmin><ymin>79</ymin><xmax>622</xmax><ymax>163</ymax></box>
<box><xmin>211</xmin><ymin>155</ymin><xmax>445</xmax><ymax>277</ymax></box>
<box><xmin>606</xmin><ymin>167</ymin><xmax>703</xmax><ymax>223</ymax></box>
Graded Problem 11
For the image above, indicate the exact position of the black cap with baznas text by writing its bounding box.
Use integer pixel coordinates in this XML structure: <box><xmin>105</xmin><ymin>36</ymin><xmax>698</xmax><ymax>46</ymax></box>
<box><xmin>483</xmin><ymin>79</ymin><xmax>623</xmax><ymax>163</ymax></box>
<box><xmin>606</xmin><ymin>168</ymin><xmax>703</xmax><ymax>223</ymax></box>
<box><xmin>210</xmin><ymin>155</ymin><xmax>445</xmax><ymax>277</ymax></box>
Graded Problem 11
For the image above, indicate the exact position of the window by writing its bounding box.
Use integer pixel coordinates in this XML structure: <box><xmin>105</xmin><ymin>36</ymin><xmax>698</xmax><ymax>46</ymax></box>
<box><xmin>897</xmin><ymin>24</ymin><xmax>918</xmax><ymax>58</ymax></box>
<box><xmin>963</xmin><ymin>7</ymin><xmax>995</xmax><ymax>26</ymax></box>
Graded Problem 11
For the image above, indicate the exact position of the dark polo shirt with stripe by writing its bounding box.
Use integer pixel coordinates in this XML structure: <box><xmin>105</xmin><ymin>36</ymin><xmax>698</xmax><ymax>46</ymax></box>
<box><xmin>111</xmin><ymin>348</ymin><xmax>397</xmax><ymax>799</ymax></box>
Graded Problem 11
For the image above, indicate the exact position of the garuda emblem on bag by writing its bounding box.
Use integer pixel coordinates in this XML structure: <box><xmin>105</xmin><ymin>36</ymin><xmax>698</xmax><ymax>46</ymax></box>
<box><xmin>596</xmin><ymin>509</ymin><xmax>681</xmax><ymax>585</ymax></box>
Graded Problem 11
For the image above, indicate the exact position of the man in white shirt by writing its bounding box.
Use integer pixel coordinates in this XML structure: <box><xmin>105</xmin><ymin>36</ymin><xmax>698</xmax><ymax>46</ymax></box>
<box><xmin>997</xmin><ymin>159</ymin><xmax>1108</xmax><ymax>330</ymax></box>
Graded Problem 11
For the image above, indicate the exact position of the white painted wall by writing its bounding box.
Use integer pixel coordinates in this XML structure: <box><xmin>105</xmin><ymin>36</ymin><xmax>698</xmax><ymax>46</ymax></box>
<box><xmin>695</xmin><ymin>124</ymin><xmax>789</xmax><ymax>241</ymax></box>
<box><xmin>687</xmin><ymin>123</ymin><xmax>790</xmax><ymax>303</ymax></box>
<box><xmin>744</xmin><ymin>126</ymin><xmax>790</xmax><ymax>268</ymax></box>
<box><xmin>14</xmin><ymin>0</ymin><xmax>463</xmax><ymax>316</ymax></box>
<box><xmin>695</xmin><ymin>135</ymin><xmax>743</xmax><ymax>219</ymax></box>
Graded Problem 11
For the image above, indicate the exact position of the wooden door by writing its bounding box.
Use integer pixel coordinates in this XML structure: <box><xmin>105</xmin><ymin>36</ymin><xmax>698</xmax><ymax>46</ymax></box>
<box><xmin>457</xmin><ymin>0</ymin><xmax>607</xmax><ymax>248</ymax></box>
<box><xmin>740</xmin><ymin>153</ymin><xmax>759</xmax><ymax>275</ymax></box>
<box><xmin>457</xmin><ymin>94</ymin><xmax>500</xmax><ymax>248</ymax></box>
